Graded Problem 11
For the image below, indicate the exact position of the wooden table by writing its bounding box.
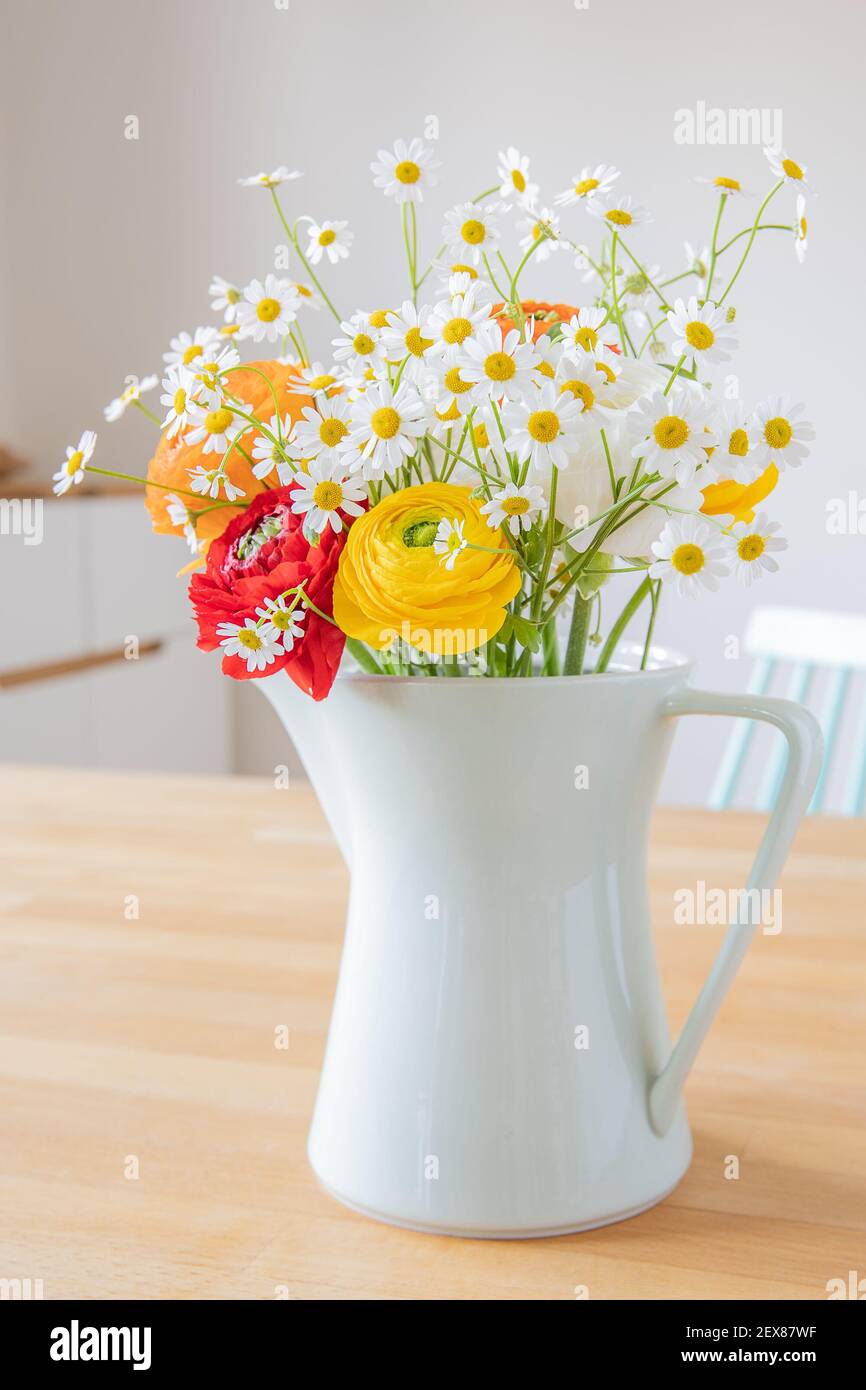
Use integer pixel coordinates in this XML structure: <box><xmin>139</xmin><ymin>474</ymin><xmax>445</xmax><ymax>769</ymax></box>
<box><xmin>1</xmin><ymin>767</ymin><xmax>863</xmax><ymax>1300</ymax></box>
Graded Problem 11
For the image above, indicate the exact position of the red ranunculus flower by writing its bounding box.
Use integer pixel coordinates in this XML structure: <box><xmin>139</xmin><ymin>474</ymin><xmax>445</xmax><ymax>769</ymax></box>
<box><xmin>189</xmin><ymin>485</ymin><xmax>351</xmax><ymax>700</ymax></box>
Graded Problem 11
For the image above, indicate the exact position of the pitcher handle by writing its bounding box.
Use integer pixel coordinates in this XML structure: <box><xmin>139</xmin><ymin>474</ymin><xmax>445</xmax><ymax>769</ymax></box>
<box><xmin>648</xmin><ymin>687</ymin><xmax>823</xmax><ymax>1136</ymax></box>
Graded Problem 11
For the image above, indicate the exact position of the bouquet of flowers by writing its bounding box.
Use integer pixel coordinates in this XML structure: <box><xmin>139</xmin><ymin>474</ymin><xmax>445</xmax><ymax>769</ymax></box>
<box><xmin>55</xmin><ymin>140</ymin><xmax>814</xmax><ymax>699</ymax></box>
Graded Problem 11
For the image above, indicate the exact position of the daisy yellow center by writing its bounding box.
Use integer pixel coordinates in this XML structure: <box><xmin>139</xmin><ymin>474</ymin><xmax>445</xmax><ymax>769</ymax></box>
<box><xmin>527</xmin><ymin>410</ymin><xmax>560</xmax><ymax>444</ymax></box>
<box><xmin>269</xmin><ymin>609</ymin><xmax>293</xmax><ymax>631</ymax></box>
<box><xmin>405</xmin><ymin>326</ymin><xmax>433</xmax><ymax>356</ymax></box>
<box><xmin>572</xmin><ymin>326</ymin><xmax>599</xmax><ymax>350</ymax></box>
<box><xmin>799</xmin><ymin>216</ymin><xmax>808</xmax><ymax>237</ymax></box>
<box><xmin>368</xmin><ymin>309</ymin><xmax>390</xmax><ymax>328</ymax></box>
<box><xmin>484</xmin><ymin>351</ymin><xmax>516</xmax><ymax>382</ymax></box>
<box><xmin>308</xmin><ymin>373</ymin><xmax>335</xmax><ymax>390</ymax></box>
<box><xmin>473</xmin><ymin>423</ymin><xmax>489</xmax><ymax>448</ymax></box>
<box><xmin>237</xmin><ymin>629</ymin><xmax>263</xmax><ymax>652</ymax></box>
<box><xmin>67</xmin><ymin>450</ymin><xmax>83</xmax><ymax>475</ymax></box>
<box><xmin>443</xmin><ymin>316</ymin><xmax>472</xmax><ymax>345</ymax></box>
<box><xmin>444</xmin><ymin>367</ymin><xmax>472</xmax><ymax>396</ymax></box>
<box><xmin>560</xmin><ymin>379</ymin><xmax>594</xmax><ymax>411</ymax></box>
<box><xmin>312</xmin><ymin>480</ymin><xmax>344</xmax><ymax>510</ymax></box>
<box><xmin>653</xmin><ymin>415</ymin><xmax>689</xmax><ymax>449</ymax></box>
<box><xmin>532</xmin><ymin>223</ymin><xmax>544</xmax><ymax>240</ymax></box>
<box><xmin>182</xmin><ymin>344</ymin><xmax>204</xmax><ymax>365</ymax></box>
<box><xmin>714</xmin><ymin>177</ymin><xmax>741</xmax><ymax>191</ymax></box>
<box><xmin>395</xmin><ymin>160</ymin><xmax>421</xmax><ymax>184</ymax></box>
<box><xmin>352</xmin><ymin>332</ymin><xmax>375</xmax><ymax>355</ymax></box>
<box><xmin>536</xmin><ymin>360</ymin><xmax>555</xmax><ymax>379</ymax></box>
<box><xmin>782</xmin><ymin>158</ymin><xmax>804</xmax><ymax>180</ymax></box>
<box><xmin>671</xmin><ymin>543</ymin><xmax>704</xmax><ymax>575</ymax></box>
<box><xmin>436</xmin><ymin>402</ymin><xmax>461</xmax><ymax>423</ymax></box>
<box><xmin>575</xmin><ymin>177</ymin><xmax>600</xmax><ymax>196</ymax></box>
<box><xmin>295</xmin><ymin>284</ymin><xmax>313</xmax><ymax>298</ymax></box>
<box><xmin>606</xmin><ymin>208</ymin><xmax>632</xmax><ymax>227</ymax></box>
<box><xmin>226</xmin><ymin>287</ymin><xmax>240</xmax><ymax>304</ymax></box>
<box><xmin>370</xmin><ymin>406</ymin><xmax>401</xmax><ymax>439</ymax></box>
<box><xmin>728</xmin><ymin>428</ymin><xmax>750</xmax><ymax>457</ymax></box>
<box><xmin>737</xmin><ymin>534</ymin><xmax>765</xmax><ymax>561</ymax></box>
<box><xmin>502</xmin><ymin>496</ymin><xmax>529</xmax><ymax>516</ymax></box>
<box><xmin>444</xmin><ymin>529</ymin><xmax>463</xmax><ymax>554</ymax></box>
<box><xmin>450</xmin><ymin>262</ymin><xmax>477</xmax><ymax>278</ymax></box>
<box><xmin>173</xmin><ymin>388</ymin><xmax>187</xmax><ymax>413</ymax></box>
<box><xmin>511</xmin><ymin>169</ymin><xmax>526</xmax><ymax>192</ymax></box>
<box><xmin>205</xmin><ymin>408</ymin><xmax>233</xmax><ymax>435</ymax></box>
<box><xmin>595</xmin><ymin>360</ymin><xmax>617</xmax><ymax>384</ymax></box>
<box><xmin>685</xmin><ymin>321</ymin><xmax>715</xmax><ymax>350</ymax></box>
<box><xmin>764</xmin><ymin>417</ymin><xmax>792</xmax><ymax>448</ymax></box>
<box><xmin>318</xmin><ymin>228</ymin><xmax>336</xmax><ymax>246</ymax></box>
<box><xmin>460</xmin><ymin>218</ymin><xmax>486</xmax><ymax>245</ymax></box>
<box><xmin>221</xmin><ymin>324</ymin><xmax>240</xmax><ymax>336</ymax></box>
<box><xmin>319</xmin><ymin>418</ymin><xmax>348</xmax><ymax>448</ymax></box>
<box><xmin>256</xmin><ymin>297</ymin><xmax>281</xmax><ymax>323</ymax></box>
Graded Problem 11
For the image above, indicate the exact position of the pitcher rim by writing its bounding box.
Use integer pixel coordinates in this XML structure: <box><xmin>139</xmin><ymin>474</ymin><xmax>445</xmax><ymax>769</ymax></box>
<box><xmin>338</xmin><ymin>641</ymin><xmax>695</xmax><ymax>685</ymax></box>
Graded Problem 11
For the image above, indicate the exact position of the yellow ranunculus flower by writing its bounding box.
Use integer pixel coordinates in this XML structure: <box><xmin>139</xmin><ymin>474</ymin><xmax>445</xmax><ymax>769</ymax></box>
<box><xmin>701</xmin><ymin>464</ymin><xmax>778</xmax><ymax>524</ymax></box>
<box><xmin>333</xmin><ymin>482</ymin><xmax>521</xmax><ymax>656</ymax></box>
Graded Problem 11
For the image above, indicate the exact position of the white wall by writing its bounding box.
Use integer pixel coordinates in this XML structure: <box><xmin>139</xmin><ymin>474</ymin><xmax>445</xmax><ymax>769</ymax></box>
<box><xmin>4</xmin><ymin>0</ymin><xmax>863</xmax><ymax>801</ymax></box>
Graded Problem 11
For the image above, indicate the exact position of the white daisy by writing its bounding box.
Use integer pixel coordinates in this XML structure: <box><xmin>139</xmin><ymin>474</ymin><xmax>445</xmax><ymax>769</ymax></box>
<box><xmin>430</xmin><ymin>358</ymin><xmax>477</xmax><ymax>419</ymax></box>
<box><xmin>764</xmin><ymin>147</ymin><xmax>812</xmax><ymax>191</ymax></box>
<box><xmin>208</xmin><ymin>277</ymin><xmax>241</xmax><ymax>324</ymax></box>
<box><xmin>305</xmin><ymin>219</ymin><xmax>353</xmax><ymax>266</ymax></box>
<box><xmin>480</xmin><ymin>481</ymin><xmax>545</xmax><ymax>535</ymax></box>
<box><xmin>186</xmin><ymin>344</ymin><xmax>241</xmax><ymax>410</ymax></box>
<box><xmin>424</xmin><ymin>282</ymin><xmax>495</xmax><ymax>360</ymax></box>
<box><xmin>554</xmin><ymin>351</ymin><xmax>620</xmax><ymax>420</ymax></box>
<box><xmin>667</xmin><ymin>296</ymin><xmax>738</xmax><ymax>364</ymax></box>
<box><xmin>586</xmin><ymin>194</ymin><xmax>652</xmax><ymax>231</ymax></box>
<box><xmin>794</xmin><ymin>195</ymin><xmax>808</xmax><ymax>264</ymax></box>
<box><xmin>558</xmin><ymin>308</ymin><xmax>618</xmax><ymax>356</ymax></box>
<box><xmin>496</xmin><ymin>147</ymin><xmax>538</xmax><ymax>205</ymax></box>
<box><xmin>433</xmin><ymin>517</ymin><xmax>467</xmax><ymax>570</ymax></box>
<box><xmin>235</xmin><ymin>275</ymin><xmax>300</xmax><ymax>343</ymax></box>
<box><xmin>160</xmin><ymin>368</ymin><xmax>196</xmax><ymax>437</ymax></box>
<box><xmin>380</xmin><ymin>301</ymin><xmax>435</xmax><ymax>381</ymax></box>
<box><xmin>555</xmin><ymin>164</ymin><xmax>621</xmax><ymax>208</ymax></box>
<box><xmin>695</xmin><ymin>175</ymin><xmax>749</xmax><ymax>197</ymax></box>
<box><xmin>164</xmin><ymin>493</ymin><xmax>200</xmax><ymax>554</ymax></box>
<box><xmin>631</xmin><ymin>389</ymin><xmax>718</xmax><ymax>485</ymax></box>
<box><xmin>290</xmin><ymin>459</ymin><xmax>366</xmax><ymax>535</ymax></box>
<box><xmin>216</xmin><ymin>618</ymin><xmax>282</xmax><ymax>672</ymax></box>
<box><xmin>683</xmin><ymin>241</ymin><xmax>710</xmax><ymax>293</ymax></box>
<box><xmin>340</xmin><ymin>380</ymin><xmax>427</xmax><ymax>476</ymax></box>
<box><xmin>103</xmin><ymin>374</ymin><xmax>159</xmax><ymax>422</ymax></box>
<box><xmin>457</xmin><ymin>323</ymin><xmax>539</xmax><ymax>406</ymax></box>
<box><xmin>370</xmin><ymin>137</ymin><xmax>440</xmax><ymax>204</ymax></box>
<box><xmin>188</xmin><ymin>464</ymin><xmax>246</xmax><ymax>502</ymax></box>
<box><xmin>250</xmin><ymin>413</ymin><xmax>294</xmax><ymax>482</ymax></box>
<box><xmin>185</xmin><ymin>402</ymin><xmax>243</xmax><ymax>457</ymax></box>
<box><xmin>516</xmin><ymin>204</ymin><xmax>561</xmax><ymax>261</ymax></box>
<box><xmin>442</xmin><ymin>201</ymin><xmax>506</xmax><ymax>266</ymax></box>
<box><xmin>286</xmin><ymin>361</ymin><xmax>340</xmax><ymax>396</ymax></box>
<box><xmin>291</xmin><ymin>396</ymin><xmax>353</xmax><ymax>463</ymax></box>
<box><xmin>331</xmin><ymin>312</ymin><xmax>387</xmax><ymax>375</ymax></box>
<box><xmin>712</xmin><ymin>403</ymin><xmax>760</xmax><ymax>484</ymax></box>
<box><xmin>53</xmin><ymin>429</ymin><xmax>96</xmax><ymax>496</ymax></box>
<box><xmin>432</xmin><ymin>259</ymin><xmax>485</xmax><ymax>290</ymax></box>
<box><xmin>255</xmin><ymin>595</ymin><xmax>306</xmax><ymax>652</ymax></box>
<box><xmin>163</xmin><ymin>326</ymin><xmax>221</xmax><ymax>369</ymax></box>
<box><xmin>502</xmin><ymin>381</ymin><xmax>586</xmax><ymax>472</ymax></box>
<box><xmin>728</xmin><ymin>512</ymin><xmax>787</xmax><ymax>587</ymax></box>
<box><xmin>237</xmin><ymin>166</ymin><xmax>302</xmax><ymax>189</ymax></box>
<box><xmin>292</xmin><ymin>280</ymin><xmax>323</xmax><ymax>312</ymax></box>
<box><xmin>649</xmin><ymin>516</ymin><xmax>730</xmax><ymax>597</ymax></box>
<box><xmin>751</xmin><ymin>396</ymin><xmax>815</xmax><ymax>471</ymax></box>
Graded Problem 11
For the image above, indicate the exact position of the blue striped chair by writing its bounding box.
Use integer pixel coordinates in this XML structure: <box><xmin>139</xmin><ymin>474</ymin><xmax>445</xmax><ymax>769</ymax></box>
<box><xmin>709</xmin><ymin>605</ymin><xmax>866</xmax><ymax>816</ymax></box>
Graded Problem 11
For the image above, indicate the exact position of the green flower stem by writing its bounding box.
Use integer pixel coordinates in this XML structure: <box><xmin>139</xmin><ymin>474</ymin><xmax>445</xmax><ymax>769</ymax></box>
<box><xmin>402</xmin><ymin>203</ymin><xmax>417</xmax><ymax>300</ymax></box>
<box><xmin>346</xmin><ymin>637</ymin><xmax>384</xmax><ymax>674</ymax></box>
<box><xmin>482</xmin><ymin>253</ymin><xmax>509</xmax><ymax>301</ymax></box>
<box><xmin>609</xmin><ymin>233</ymin><xmax>628</xmax><ymax>354</ymax></box>
<box><xmin>640</xmin><ymin>580</ymin><xmax>661</xmax><ymax>670</ymax></box>
<box><xmin>542</xmin><ymin>615</ymin><xmax>561</xmax><ymax>676</ymax></box>
<box><xmin>224</xmin><ymin>365</ymin><xmax>282</xmax><ymax>425</ymax></box>
<box><xmin>132</xmin><ymin>400</ymin><xmax>162</xmax><ymax>426</ymax></box>
<box><xmin>636</xmin><ymin>316</ymin><xmax>668</xmax><ymax>356</ymax></box>
<box><xmin>594</xmin><ymin>575</ymin><xmax>653</xmax><ymax>674</ymax></box>
<box><xmin>562</xmin><ymin>592</ymin><xmax>592</xmax><ymax>675</ymax></box>
<box><xmin>663</xmin><ymin>353</ymin><xmax>687</xmax><ymax>396</ymax></box>
<box><xmin>718</xmin><ymin>181</ymin><xmax>783</xmax><ymax>306</ymax></box>
<box><xmin>703</xmin><ymin>192</ymin><xmax>728</xmax><ymax>302</ymax></box>
<box><xmin>615</xmin><ymin>236</ymin><xmax>671</xmax><ymax>311</ymax></box>
<box><xmin>84</xmin><ymin>464</ymin><xmax>238</xmax><ymax>507</ymax></box>
<box><xmin>714</xmin><ymin>223</ymin><xmax>793</xmax><ymax>256</ymax></box>
<box><xmin>269</xmin><ymin>188</ymin><xmax>342</xmax><ymax>323</ymax></box>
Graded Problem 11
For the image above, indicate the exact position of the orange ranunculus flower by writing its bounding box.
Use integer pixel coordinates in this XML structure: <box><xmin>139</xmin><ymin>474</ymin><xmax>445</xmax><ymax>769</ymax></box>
<box><xmin>701</xmin><ymin>464</ymin><xmax>779</xmax><ymax>525</ymax></box>
<box><xmin>495</xmin><ymin>299</ymin><xmax>582</xmax><ymax>342</ymax></box>
<box><xmin>145</xmin><ymin>359</ymin><xmax>314</xmax><ymax>547</ymax></box>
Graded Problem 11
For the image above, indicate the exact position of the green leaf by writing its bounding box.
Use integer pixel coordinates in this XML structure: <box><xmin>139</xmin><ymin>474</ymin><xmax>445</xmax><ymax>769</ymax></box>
<box><xmin>576</xmin><ymin>550</ymin><xmax>614</xmax><ymax>600</ymax></box>
<box><xmin>510</xmin><ymin>615</ymin><xmax>542</xmax><ymax>653</ymax></box>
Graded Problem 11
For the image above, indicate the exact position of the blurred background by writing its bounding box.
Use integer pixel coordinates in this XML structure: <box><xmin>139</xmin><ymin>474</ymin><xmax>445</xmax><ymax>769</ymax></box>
<box><xmin>1</xmin><ymin>0</ymin><xmax>862</xmax><ymax>803</ymax></box>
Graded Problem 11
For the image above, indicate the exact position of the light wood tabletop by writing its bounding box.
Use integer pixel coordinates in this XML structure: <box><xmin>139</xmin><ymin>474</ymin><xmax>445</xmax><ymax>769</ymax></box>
<box><xmin>0</xmin><ymin>765</ymin><xmax>863</xmax><ymax>1301</ymax></box>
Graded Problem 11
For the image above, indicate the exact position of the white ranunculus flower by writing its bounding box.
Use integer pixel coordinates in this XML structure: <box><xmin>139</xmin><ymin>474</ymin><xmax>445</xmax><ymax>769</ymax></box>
<box><xmin>547</xmin><ymin>414</ymin><xmax>704</xmax><ymax>559</ymax></box>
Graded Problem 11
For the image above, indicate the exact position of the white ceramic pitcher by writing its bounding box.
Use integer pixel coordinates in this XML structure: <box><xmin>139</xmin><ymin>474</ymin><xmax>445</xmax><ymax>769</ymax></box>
<box><xmin>258</xmin><ymin>645</ymin><xmax>821</xmax><ymax>1238</ymax></box>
